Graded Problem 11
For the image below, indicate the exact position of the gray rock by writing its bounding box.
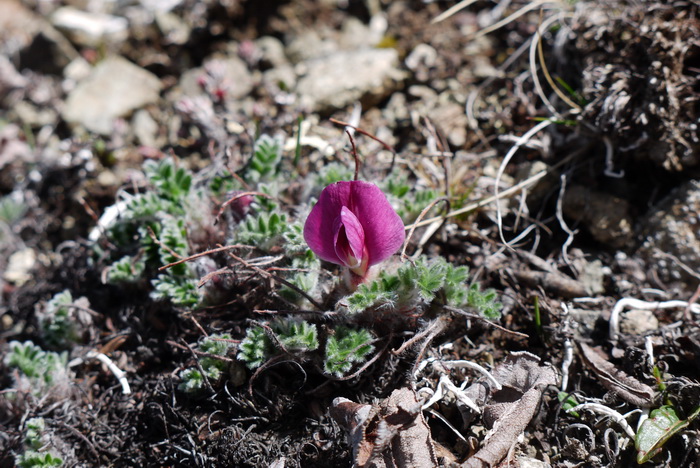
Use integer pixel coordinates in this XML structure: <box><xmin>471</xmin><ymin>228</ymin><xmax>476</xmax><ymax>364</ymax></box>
<box><xmin>51</xmin><ymin>7</ymin><xmax>129</xmax><ymax>48</ymax></box>
<box><xmin>132</xmin><ymin>109</ymin><xmax>160</xmax><ymax>147</ymax></box>
<box><xmin>62</xmin><ymin>56</ymin><xmax>162</xmax><ymax>135</ymax></box>
<box><xmin>295</xmin><ymin>48</ymin><xmax>406</xmax><ymax>113</ymax></box>
<box><xmin>255</xmin><ymin>36</ymin><xmax>289</xmax><ymax>69</ymax></box>
<box><xmin>637</xmin><ymin>180</ymin><xmax>700</xmax><ymax>283</ymax></box>
<box><xmin>179</xmin><ymin>56</ymin><xmax>253</xmax><ymax>101</ymax></box>
<box><xmin>285</xmin><ymin>30</ymin><xmax>338</xmax><ymax>63</ymax></box>
<box><xmin>619</xmin><ymin>309</ymin><xmax>659</xmax><ymax>336</ymax></box>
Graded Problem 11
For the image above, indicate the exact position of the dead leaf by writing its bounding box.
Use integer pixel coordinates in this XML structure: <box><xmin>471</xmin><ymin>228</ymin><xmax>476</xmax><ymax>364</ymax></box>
<box><xmin>577</xmin><ymin>342</ymin><xmax>657</xmax><ymax>407</ymax></box>
<box><xmin>461</xmin><ymin>352</ymin><xmax>558</xmax><ymax>468</ymax></box>
<box><xmin>330</xmin><ymin>388</ymin><xmax>438</xmax><ymax>468</ymax></box>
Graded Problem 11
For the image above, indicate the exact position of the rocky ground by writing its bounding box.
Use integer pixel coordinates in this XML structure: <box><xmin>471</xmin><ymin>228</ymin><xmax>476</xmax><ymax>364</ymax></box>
<box><xmin>1</xmin><ymin>0</ymin><xmax>700</xmax><ymax>467</ymax></box>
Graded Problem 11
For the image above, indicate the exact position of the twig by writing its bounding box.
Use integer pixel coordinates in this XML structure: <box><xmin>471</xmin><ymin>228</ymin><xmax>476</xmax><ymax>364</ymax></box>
<box><xmin>329</xmin><ymin>118</ymin><xmax>396</xmax><ymax>155</ymax></box>
<box><xmin>442</xmin><ymin>359</ymin><xmax>502</xmax><ymax>390</ymax></box>
<box><xmin>56</xmin><ymin>421</ymin><xmax>101</xmax><ymax>460</ymax></box>
<box><xmin>181</xmin><ymin>339</ymin><xmax>215</xmax><ymax>394</ymax></box>
<box><xmin>535</xmin><ymin>12</ymin><xmax>580</xmax><ymax>111</ymax></box>
<box><xmin>158</xmin><ymin>244</ymin><xmax>254</xmax><ymax>272</ymax></box>
<box><xmin>393</xmin><ymin>318</ymin><xmax>447</xmax><ymax>355</ymax></box>
<box><xmin>346</xmin><ymin>129</ymin><xmax>360</xmax><ymax>181</ymax></box>
<box><xmin>529</xmin><ymin>12</ymin><xmax>565</xmax><ymax>118</ymax></box>
<box><xmin>603</xmin><ymin>136</ymin><xmax>624</xmax><ymax>178</ymax></box>
<box><xmin>147</xmin><ymin>226</ymin><xmax>181</xmax><ymax>260</ymax></box>
<box><xmin>326</xmin><ymin>337</ymin><xmax>390</xmax><ymax>382</ymax></box>
<box><xmin>215</xmin><ymin>191</ymin><xmax>275</xmax><ymax>222</ymax></box>
<box><xmin>494</xmin><ymin>118</ymin><xmax>554</xmax><ymax>250</ymax></box>
<box><xmin>405</xmin><ymin>141</ymin><xmax>586</xmax><ymax>232</ymax></box>
<box><xmin>87</xmin><ymin>351</ymin><xmax>131</xmax><ymax>395</ymax></box>
<box><xmin>225</xmin><ymin>250</ymin><xmax>323</xmax><ymax>310</ymax></box>
<box><xmin>561</xmin><ymin>338</ymin><xmax>574</xmax><ymax>392</ymax></box>
<box><xmin>684</xmin><ymin>282</ymin><xmax>700</xmax><ymax>321</ymax></box>
<box><xmin>445</xmin><ymin>306</ymin><xmax>529</xmax><ymax>338</ymax></box>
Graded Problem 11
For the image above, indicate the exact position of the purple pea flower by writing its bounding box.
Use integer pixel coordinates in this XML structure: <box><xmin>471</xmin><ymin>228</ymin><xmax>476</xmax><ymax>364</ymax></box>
<box><xmin>303</xmin><ymin>181</ymin><xmax>405</xmax><ymax>279</ymax></box>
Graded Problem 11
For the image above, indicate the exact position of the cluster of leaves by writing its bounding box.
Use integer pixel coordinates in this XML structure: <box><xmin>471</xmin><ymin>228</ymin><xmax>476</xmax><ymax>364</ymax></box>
<box><xmin>16</xmin><ymin>418</ymin><xmax>63</xmax><ymax>468</ymax></box>
<box><xmin>179</xmin><ymin>334</ymin><xmax>235</xmax><ymax>394</ymax></box>
<box><xmin>37</xmin><ymin>290</ymin><xmax>90</xmax><ymax>349</ymax></box>
<box><xmin>103</xmin><ymin>158</ymin><xmax>200</xmax><ymax>307</ymax></box>
<box><xmin>5</xmin><ymin>341</ymin><xmax>69</xmax><ymax>391</ymax></box>
<box><xmin>383</xmin><ymin>175</ymin><xmax>439</xmax><ymax>223</ymax></box>
<box><xmin>237</xmin><ymin>319</ymin><xmax>374</xmax><ymax>377</ymax></box>
<box><xmin>340</xmin><ymin>256</ymin><xmax>502</xmax><ymax>318</ymax></box>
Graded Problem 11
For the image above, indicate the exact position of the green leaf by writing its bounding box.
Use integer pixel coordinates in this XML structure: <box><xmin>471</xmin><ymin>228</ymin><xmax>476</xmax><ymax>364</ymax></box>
<box><xmin>558</xmin><ymin>392</ymin><xmax>580</xmax><ymax>418</ymax></box>
<box><xmin>324</xmin><ymin>327</ymin><xmax>374</xmax><ymax>377</ymax></box>
<box><xmin>5</xmin><ymin>341</ymin><xmax>68</xmax><ymax>386</ymax></box>
<box><xmin>16</xmin><ymin>451</ymin><xmax>63</xmax><ymax>468</ymax></box>
<box><xmin>273</xmin><ymin>319</ymin><xmax>319</xmax><ymax>352</ymax></box>
<box><xmin>0</xmin><ymin>193</ymin><xmax>27</xmax><ymax>225</ymax></box>
<box><xmin>238</xmin><ymin>327</ymin><xmax>273</xmax><ymax>369</ymax></box>
<box><xmin>158</xmin><ymin>218</ymin><xmax>190</xmax><ymax>276</ymax></box>
<box><xmin>234</xmin><ymin>211</ymin><xmax>288</xmax><ymax>251</ymax></box>
<box><xmin>636</xmin><ymin>405</ymin><xmax>689</xmax><ymax>464</ymax></box>
<box><xmin>106</xmin><ymin>255</ymin><xmax>146</xmax><ymax>283</ymax></box>
<box><xmin>144</xmin><ymin>158</ymin><xmax>192</xmax><ymax>202</ymax></box>
<box><xmin>150</xmin><ymin>274</ymin><xmax>199</xmax><ymax>307</ymax></box>
<box><xmin>247</xmin><ymin>134</ymin><xmax>283</xmax><ymax>183</ymax></box>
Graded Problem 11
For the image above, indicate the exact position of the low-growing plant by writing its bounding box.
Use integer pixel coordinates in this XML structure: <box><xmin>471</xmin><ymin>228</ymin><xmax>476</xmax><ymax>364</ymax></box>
<box><xmin>324</xmin><ymin>327</ymin><xmax>375</xmax><ymax>377</ymax></box>
<box><xmin>37</xmin><ymin>290</ymin><xmax>91</xmax><ymax>349</ymax></box>
<box><xmin>383</xmin><ymin>175</ymin><xmax>439</xmax><ymax>223</ymax></box>
<box><xmin>16</xmin><ymin>451</ymin><xmax>63</xmax><ymax>468</ymax></box>
<box><xmin>5</xmin><ymin>341</ymin><xmax>71</xmax><ymax>398</ymax></box>
<box><xmin>247</xmin><ymin>134</ymin><xmax>283</xmax><ymax>183</ymax></box>
<box><xmin>339</xmin><ymin>256</ymin><xmax>502</xmax><ymax>319</ymax></box>
<box><xmin>179</xmin><ymin>334</ymin><xmax>235</xmax><ymax>394</ymax></box>
<box><xmin>15</xmin><ymin>418</ymin><xmax>63</xmax><ymax>468</ymax></box>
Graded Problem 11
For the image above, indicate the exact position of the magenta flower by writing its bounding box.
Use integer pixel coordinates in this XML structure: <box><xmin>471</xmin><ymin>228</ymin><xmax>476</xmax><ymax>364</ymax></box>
<box><xmin>304</xmin><ymin>181</ymin><xmax>405</xmax><ymax>278</ymax></box>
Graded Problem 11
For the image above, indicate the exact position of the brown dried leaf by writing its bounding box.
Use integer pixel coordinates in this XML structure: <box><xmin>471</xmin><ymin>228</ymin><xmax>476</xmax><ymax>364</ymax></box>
<box><xmin>577</xmin><ymin>341</ymin><xmax>657</xmax><ymax>407</ymax></box>
<box><xmin>462</xmin><ymin>352</ymin><xmax>558</xmax><ymax>468</ymax></box>
<box><xmin>330</xmin><ymin>388</ymin><xmax>438</xmax><ymax>468</ymax></box>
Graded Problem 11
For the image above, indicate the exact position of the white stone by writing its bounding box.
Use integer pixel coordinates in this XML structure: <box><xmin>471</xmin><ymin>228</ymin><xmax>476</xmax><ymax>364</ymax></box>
<box><xmin>62</xmin><ymin>56</ymin><xmax>162</xmax><ymax>135</ymax></box>
<box><xmin>51</xmin><ymin>7</ymin><xmax>129</xmax><ymax>47</ymax></box>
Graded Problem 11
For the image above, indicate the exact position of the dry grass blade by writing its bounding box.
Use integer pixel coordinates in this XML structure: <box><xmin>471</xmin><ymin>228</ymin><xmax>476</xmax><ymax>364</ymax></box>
<box><xmin>473</xmin><ymin>0</ymin><xmax>560</xmax><ymax>39</ymax></box>
<box><xmin>431</xmin><ymin>0</ymin><xmax>479</xmax><ymax>24</ymax></box>
<box><xmin>401</xmin><ymin>196</ymin><xmax>450</xmax><ymax>259</ymax></box>
<box><xmin>534</xmin><ymin>12</ymin><xmax>581</xmax><ymax>111</ymax></box>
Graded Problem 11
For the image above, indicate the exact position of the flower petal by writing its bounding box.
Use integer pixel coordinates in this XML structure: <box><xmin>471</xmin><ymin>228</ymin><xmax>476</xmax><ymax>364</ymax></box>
<box><xmin>303</xmin><ymin>180</ymin><xmax>405</xmax><ymax>269</ymax></box>
<box><xmin>343</xmin><ymin>181</ymin><xmax>405</xmax><ymax>266</ymax></box>
<box><xmin>303</xmin><ymin>181</ymin><xmax>352</xmax><ymax>265</ymax></box>
<box><xmin>333</xmin><ymin>206</ymin><xmax>366</xmax><ymax>269</ymax></box>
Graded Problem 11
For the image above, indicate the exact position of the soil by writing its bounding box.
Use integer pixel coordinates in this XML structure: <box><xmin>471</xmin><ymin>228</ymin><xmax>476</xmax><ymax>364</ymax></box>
<box><xmin>1</xmin><ymin>1</ymin><xmax>700</xmax><ymax>467</ymax></box>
